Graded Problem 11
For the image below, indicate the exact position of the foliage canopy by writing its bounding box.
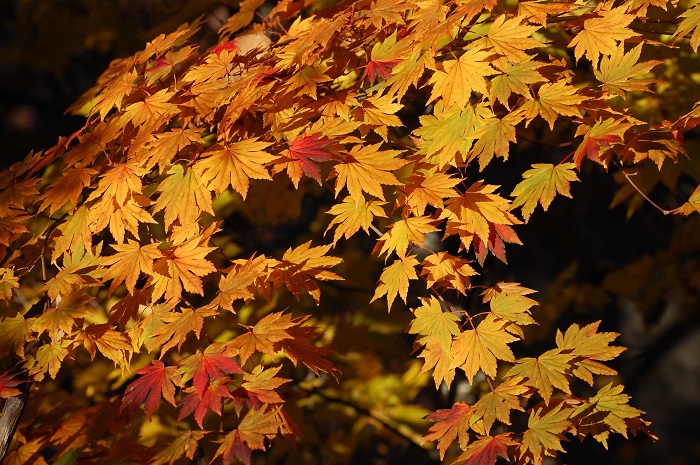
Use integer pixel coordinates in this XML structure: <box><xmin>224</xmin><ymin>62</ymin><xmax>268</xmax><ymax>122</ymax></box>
<box><xmin>2</xmin><ymin>0</ymin><xmax>700</xmax><ymax>464</ymax></box>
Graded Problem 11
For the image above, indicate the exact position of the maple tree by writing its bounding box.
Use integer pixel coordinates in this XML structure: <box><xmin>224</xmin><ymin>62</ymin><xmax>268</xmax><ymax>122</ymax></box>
<box><xmin>2</xmin><ymin>0</ymin><xmax>700</xmax><ymax>464</ymax></box>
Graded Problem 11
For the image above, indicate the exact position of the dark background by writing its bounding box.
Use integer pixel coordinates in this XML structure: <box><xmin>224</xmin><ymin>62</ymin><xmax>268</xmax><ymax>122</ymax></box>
<box><xmin>2</xmin><ymin>1</ymin><xmax>700</xmax><ymax>464</ymax></box>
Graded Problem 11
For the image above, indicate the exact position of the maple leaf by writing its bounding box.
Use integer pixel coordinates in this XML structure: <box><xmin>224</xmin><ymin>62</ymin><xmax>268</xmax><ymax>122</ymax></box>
<box><xmin>676</xmin><ymin>184</ymin><xmax>700</xmax><ymax>216</ymax></box>
<box><xmin>101</xmin><ymin>241</ymin><xmax>162</xmax><ymax>294</ymax></box>
<box><xmin>141</xmin><ymin>127</ymin><xmax>205</xmax><ymax>172</ymax></box>
<box><xmin>428</xmin><ymin>48</ymin><xmax>496</xmax><ymax>108</ymax></box>
<box><xmin>454</xmin><ymin>433</ymin><xmax>517</xmax><ymax>465</ymax></box>
<box><xmin>148</xmin><ymin>306</ymin><xmax>218</xmax><ymax>354</ymax></box>
<box><xmin>325</xmin><ymin>195</ymin><xmax>387</xmax><ymax>245</ymax></box>
<box><xmin>414</xmin><ymin>101</ymin><xmax>490</xmax><ymax>168</ymax></box>
<box><xmin>153</xmin><ymin>164</ymin><xmax>213</xmax><ymax>229</ymax></box>
<box><xmin>556</xmin><ymin>321</ymin><xmax>624</xmax><ymax>384</ymax></box>
<box><xmin>121</xmin><ymin>359</ymin><xmax>182</xmax><ymax>419</ymax></box>
<box><xmin>270</xmin><ymin>241</ymin><xmax>342</xmax><ymax>304</ymax></box>
<box><xmin>520</xmin><ymin>404</ymin><xmax>572</xmax><ymax>463</ymax></box>
<box><xmin>285</xmin><ymin>63</ymin><xmax>332</xmax><ymax>99</ymax></box>
<box><xmin>213</xmin><ymin>407</ymin><xmax>280</xmax><ymax>465</ymax></box>
<box><xmin>282</xmin><ymin>132</ymin><xmax>335</xmax><ymax>186</ymax></box>
<box><xmin>375</xmin><ymin>216</ymin><xmax>438</xmax><ymax>258</ymax></box>
<box><xmin>90</xmin><ymin>195</ymin><xmax>158</xmax><ymax>244</ymax></box>
<box><xmin>400</xmin><ymin>171</ymin><xmax>461</xmax><ymax>216</ymax></box>
<box><xmin>573</xmin><ymin>118</ymin><xmax>635</xmax><ymax>169</ymax></box>
<box><xmin>0</xmin><ymin>371</ymin><xmax>23</xmax><ymax>399</ymax></box>
<box><xmin>490</xmin><ymin>57</ymin><xmax>546</xmax><ymax>109</ymax></box>
<box><xmin>422</xmin><ymin>402</ymin><xmax>474</xmax><ymax>460</ymax></box>
<box><xmin>178</xmin><ymin>343</ymin><xmax>243</xmax><ymax>397</ymax></box>
<box><xmin>178</xmin><ymin>378</ymin><xmax>233</xmax><ymax>428</ymax></box>
<box><xmin>569</xmin><ymin>6</ymin><xmax>639</xmax><ymax>65</ymax></box>
<box><xmin>371</xmin><ymin>255</ymin><xmax>420</xmax><ymax>311</ymax></box>
<box><xmin>383</xmin><ymin>51</ymin><xmax>435</xmax><ymax>99</ymax></box>
<box><xmin>195</xmin><ymin>138</ymin><xmax>277</xmax><ymax>198</ymax></box>
<box><xmin>474</xmin><ymin>16</ymin><xmax>542</xmax><ymax>62</ymax></box>
<box><xmin>0</xmin><ymin>267</ymin><xmax>20</xmax><ymax>301</ymax></box>
<box><xmin>408</xmin><ymin>296</ymin><xmax>461</xmax><ymax>351</ymax></box>
<box><xmin>32</xmin><ymin>292</ymin><xmax>93</xmax><ymax>340</ymax></box>
<box><xmin>74</xmin><ymin>324</ymin><xmax>132</xmax><ymax>368</ymax></box>
<box><xmin>594</xmin><ymin>44</ymin><xmax>662</xmax><ymax>98</ymax></box>
<box><xmin>275</xmin><ymin>322</ymin><xmax>338</xmax><ymax>378</ymax></box>
<box><xmin>488</xmin><ymin>291</ymin><xmax>537</xmax><ymax>338</ymax></box>
<box><xmin>671</xmin><ymin>2</ymin><xmax>700</xmax><ymax>52</ymax></box>
<box><xmin>362</xmin><ymin>32</ymin><xmax>411</xmax><ymax>85</ymax></box>
<box><xmin>510</xmin><ymin>163</ymin><xmax>579</xmax><ymax>221</ymax></box>
<box><xmin>571</xmin><ymin>383</ymin><xmax>644</xmax><ymax>447</ymax></box>
<box><xmin>38</xmin><ymin>165</ymin><xmax>97</xmax><ymax>215</ymax></box>
<box><xmin>27</xmin><ymin>340</ymin><xmax>70</xmax><ymax>381</ymax></box>
<box><xmin>468</xmin><ymin>110</ymin><xmax>523</xmax><ymax>169</ymax></box>
<box><xmin>418</xmin><ymin>339</ymin><xmax>456</xmax><ymax>388</ymax></box>
<box><xmin>440</xmin><ymin>181</ymin><xmax>520</xmax><ymax>254</ymax></box>
<box><xmin>473</xmin><ymin>376</ymin><xmax>528</xmax><ymax>432</ymax></box>
<box><xmin>0</xmin><ymin>314</ymin><xmax>31</xmax><ymax>357</ymax></box>
<box><xmin>521</xmin><ymin>79</ymin><xmax>584</xmax><ymax>129</ymax></box>
<box><xmin>333</xmin><ymin>144</ymin><xmax>407</xmax><ymax>201</ymax></box>
<box><xmin>52</xmin><ymin>206</ymin><xmax>92</xmax><ymax>262</ymax></box>
<box><xmin>420</xmin><ymin>251</ymin><xmax>477</xmax><ymax>295</ymax></box>
<box><xmin>86</xmin><ymin>162</ymin><xmax>147</xmax><ymax>205</ymax></box>
<box><xmin>450</xmin><ymin>314</ymin><xmax>518</xmax><ymax>383</ymax></box>
<box><xmin>212</xmin><ymin>255</ymin><xmax>271</xmax><ymax>312</ymax></box>
<box><xmin>239</xmin><ymin>365</ymin><xmax>289</xmax><ymax>408</ymax></box>
<box><xmin>150</xmin><ymin>430</ymin><xmax>207</xmax><ymax>465</ymax></box>
<box><xmin>506</xmin><ymin>349</ymin><xmax>574</xmax><ymax>405</ymax></box>
<box><xmin>150</xmin><ymin>235</ymin><xmax>217</xmax><ymax>301</ymax></box>
<box><xmin>119</xmin><ymin>89</ymin><xmax>179</xmax><ymax>129</ymax></box>
<box><xmin>517</xmin><ymin>1</ymin><xmax>574</xmax><ymax>26</ymax></box>
<box><xmin>229</xmin><ymin>312</ymin><xmax>295</xmax><ymax>364</ymax></box>
<box><xmin>0</xmin><ymin>213</ymin><xmax>30</xmax><ymax>248</ymax></box>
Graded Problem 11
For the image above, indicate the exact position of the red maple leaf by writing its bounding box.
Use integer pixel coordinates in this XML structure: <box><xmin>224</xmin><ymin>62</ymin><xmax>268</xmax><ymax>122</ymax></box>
<box><xmin>121</xmin><ymin>360</ymin><xmax>182</xmax><ymax>419</ymax></box>
<box><xmin>178</xmin><ymin>378</ymin><xmax>233</xmax><ymax>427</ymax></box>
<box><xmin>578</xmin><ymin>134</ymin><xmax>622</xmax><ymax>165</ymax></box>
<box><xmin>288</xmin><ymin>133</ymin><xmax>335</xmax><ymax>183</ymax></box>
<box><xmin>0</xmin><ymin>371</ymin><xmax>22</xmax><ymax>399</ymax></box>
<box><xmin>456</xmin><ymin>433</ymin><xmax>517</xmax><ymax>465</ymax></box>
<box><xmin>213</xmin><ymin>39</ymin><xmax>240</xmax><ymax>55</ymax></box>
<box><xmin>362</xmin><ymin>59</ymin><xmax>400</xmax><ymax>85</ymax></box>
<box><xmin>179</xmin><ymin>343</ymin><xmax>244</xmax><ymax>397</ymax></box>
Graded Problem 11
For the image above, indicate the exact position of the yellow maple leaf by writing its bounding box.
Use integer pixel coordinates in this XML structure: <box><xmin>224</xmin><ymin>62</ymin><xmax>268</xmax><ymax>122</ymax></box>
<box><xmin>510</xmin><ymin>163</ymin><xmax>580</xmax><ymax>221</ymax></box>
<box><xmin>101</xmin><ymin>240</ymin><xmax>162</xmax><ymax>294</ymax></box>
<box><xmin>473</xmin><ymin>376</ymin><xmax>528</xmax><ymax>432</ymax></box>
<box><xmin>414</xmin><ymin>101</ymin><xmax>491</xmax><ymax>168</ymax></box>
<box><xmin>420</xmin><ymin>251</ymin><xmax>477</xmax><ymax>294</ymax></box>
<box><xmin>325</xmin><ymin>195</ymin><xmax>387</xmax><ymax>245</ymax></box>
<box><xmin>521</xmin><ymin>404</ymin><xmax>572</xmax><ymax>463</ymax></box>
<box><xmin>195</xmin><ymin>138</ymin><xmax>277</xmax><ymax>199</ymax></box>
<box><xmin>569</xmin><ymin>6</ymin><xmax>639</xmax><ymax>65</ymax></box>
<box><xmin>38</xmin><ymin>164</ymin><xmax>97</xmax><ymax>215</ymax></box>
<box><xmin>671</xmin><ymin>2</ymin><xmax>700</xmax><ymax>52</ymax></box>
<box><xmin>428</xmin><ymin>48</ymin><xmax>496</xmax><ymax>108</ymax></box>
<box><xmin>333</xmin><ymin>143</ymin><xmax>407</xmax><ymax>201</ymax></box>
<box><xmin>506</xmin><ymin>349</ymin><xmax>574</xmax><ymax>404</ymax></box>
<box><xmin>594</xmin><ymin>44</ymin><xmax>662</xmax><ymax>98</ymax></box>
<box><xmin>468</xmin><ymin>110</ymin><xmax>523</xmax><ymax>169</ymax></box>
<box><xmin>474</xmin><ymin>16</ymin><xmax>542</xmax><ymax>62</ymax></box>
<box><xmin>371</xmin><ymin>255</ymin><xmax>419</xmax><ymax>310</ymax></box>
<box><xmin>418</xmin><ymin>339</ymin><xmax>456</xmax><ymax>388</ymax></box>
<box><xmin>407</xmin><ymin>296</ymin><xmax>461</xmax><ymax>351</ymax></box>
<box><xmin>376</xmin><ymin>216</ymin><xmax>438</xmax><ymax>258</ymax></box>
<box><xmin>400</xmin><ymin>171</ymin><xmax>461</xmax><ymax>215</ymax></box>
<box><xmin>521</xmin><ymin>79</ymin><xmax>584</xmax><ymax>129</ymax></box>
<box><xmin>86</xmin><ymin>162</ymin><xmax>147</xmax><ymax>205</ymax></box>
<box><xmin>450</xmin><ymin>314</ymin><xmax>518</xmax><ymax>383</ymax></box>
<box><xmin>150</xmin><ymin>236</ymin><xmax>217</xmax><ymax>301</ymax></box>
<box><xmin>490</xmin><ymin>57</ymin><xmax>546</xmax><ymax>109</ymax></box>
<box><xmin>153</xmin><ymin>164</ymin><xmax>213</xmax><ymax>229</ymax></box>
